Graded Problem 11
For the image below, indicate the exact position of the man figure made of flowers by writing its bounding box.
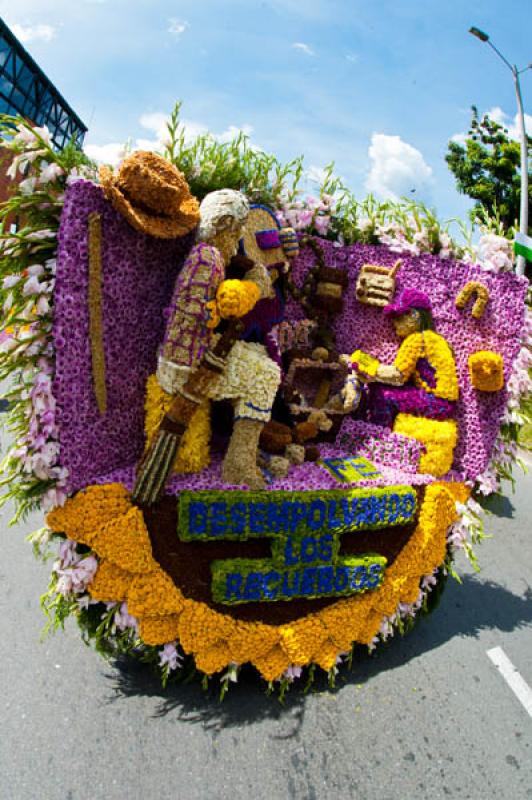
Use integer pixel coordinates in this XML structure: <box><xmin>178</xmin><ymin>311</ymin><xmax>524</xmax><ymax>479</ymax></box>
<box><xmin>155</xmin><ymin>189</ymin><xmax>281</xmax><ymax>489</ymax></box>
<box><xmin>357</xmin><ymin>288</ymin><xmax>459</xmax><ymax>428</ymax></box>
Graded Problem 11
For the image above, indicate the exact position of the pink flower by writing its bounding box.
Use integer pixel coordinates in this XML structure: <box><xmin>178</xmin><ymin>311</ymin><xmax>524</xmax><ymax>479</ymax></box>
<box><xmin>313</xmin><ymin>214</ymin><xmax>331</xmax><ymax>236</ymax></box>
<box><xmin>296</xmin><ymin>209</ymin><xmax>313</xmax><ymax>229</ymax></box>
<box><xmin>281</xmin><ymin>664</ymin><xmax>303</xmax><ymax>682</ymax></box>
<box><xmin>41</xmin><ymin>486</ymin><xmax>67</xmax><ymax>511</ymax></box>
<box><xmin>159</xmin><ymin>642</ymin><xmax>183</xmax><ymax>671</ymax></box>
<box><xmin>114</xmin><ymin>602</ymin><xmax>139</xmax><ymax>633</ymax></box>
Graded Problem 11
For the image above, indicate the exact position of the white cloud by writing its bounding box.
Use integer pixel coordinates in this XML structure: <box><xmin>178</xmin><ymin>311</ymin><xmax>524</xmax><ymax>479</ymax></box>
<box><xmin>307</xmin><ymin>165</ymin><xmax>328</xmax><ymax>185</ymax></box>
<box><xmin>217</xmin><ymin>124</ymin><xmax>254</xmax><ymax>143</ymax></box>
<box><xmin>167</xmin><ymin>18</ymin><xmax>189</xmax><ymax>37</ymax></box>
<box><xmin>138</xmin><ymin>112</ymin><xmax>172</xmax><ymax>142</ymax></box>
<box><xmin>486</xmin><ymin>106</ymin><xmax>532</xmax><ymax>141</ymax></box>
<box><xmin>85</xmin><ymin>113</ymin><xmax>255</xmax><ymax>165</ymax></box>
<box><xmin>292</xmin><ymin>42</ymin><xmax>315</xmax><ymax>57</ymax></box>
<box><xmin>450</xmin><ymin>106</ymin><xmax>532</xmax><ymax>146</ymax></box>
<box><xmin>365</xmin><ymin>133</ymin><xmax>433</xmax><ymax>201</ymax></box>
<box><xmin>11</xmin><ymin>23</ymin><xmax>56</xmax><ymax>43</ymax></box>
<box><xmin>450</xmin><ymin>132</ymin><xmax>468</xmax><ymax>145</ymax></box>
<box><xmin>345</xmin><ymin>53</ymin><xmax>359</xmax><ymax>63</ymax></box>
<box><xmin>84</xmin><ymin>141</ymin><xmax>129</xmax><ymax>164</ymax></box>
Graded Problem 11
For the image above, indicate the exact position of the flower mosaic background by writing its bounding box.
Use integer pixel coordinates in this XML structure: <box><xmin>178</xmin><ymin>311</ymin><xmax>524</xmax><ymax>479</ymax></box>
<box><xmin>53</xmin><ymin>188</ymin><xmax>527</xmax><ymax>488</ymax></box>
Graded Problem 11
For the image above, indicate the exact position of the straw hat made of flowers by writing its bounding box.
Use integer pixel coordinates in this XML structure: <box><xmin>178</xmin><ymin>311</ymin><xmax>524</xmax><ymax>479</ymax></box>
<box><xmin>100</xmin><ymin>151</ymin><xmax>200</xmax><ymax>239</ymax></box>
<box><xmin>241</xmin><ymin>204</ymin><xmax>297</xmax><ymax>268</ymax></box>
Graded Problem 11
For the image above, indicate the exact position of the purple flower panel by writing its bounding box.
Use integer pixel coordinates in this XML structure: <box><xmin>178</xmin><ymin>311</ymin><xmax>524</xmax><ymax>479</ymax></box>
<box><xmin>284</xmin><ymin>239</ymin><xmax>527</xmax><ymax>481</ymax></box>
<box><xmin>53</xmin><ymin>180</ymin><xmax>192</xmax><ymax>492</ymax></box>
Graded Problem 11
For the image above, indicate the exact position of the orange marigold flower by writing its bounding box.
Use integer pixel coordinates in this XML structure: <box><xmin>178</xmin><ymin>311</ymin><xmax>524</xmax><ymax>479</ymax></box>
<box><xmin>195</xmin><ymin>642</ymin><xmax>234</xmax><ymax>675</ymax></box>
<box><xmin>253</xmin><ymin>645</ymin><xmax>291</xmax><ymax>682</ymax></box>
<box><xmin>280</xmin><ymin>617</ymin><xmax>328</xmax><ymax>664</ymax></box>
<box><xmin>177</xmin><ymin>601</ymin><xmax>236</xmax><ymax>654</ymax></box>
<box><xmin>47</xmin><ymin>483</ymin><xmax>131</xmax><ymax>544</ymax></box>
<box><xmin>88</xmin><ymin>559</ymin><xmax>131</xmax><ymax>603</ymax></box>
<box><xmin>139</xmin><ymin>614</ymin><xmax>181</xmax><ymax>646</ymax></box>
<box><xmin>127</xmin><ymin>571</ymin><xmax>185</xmax><ymax>618</ymax></box>
<box><xmin>313</xmin><ymin>638</ymin><xmax>341</xmax><ymax>672</ymax></box>
<box><xmin>92</xmin><ymin>506</ymin><xmax>157</xmax><ymax>574</ymax></box>
<box><xmin>226</xmin><ymin>622</ymin><xmax>280</xmax><ymax>663</ymax></box>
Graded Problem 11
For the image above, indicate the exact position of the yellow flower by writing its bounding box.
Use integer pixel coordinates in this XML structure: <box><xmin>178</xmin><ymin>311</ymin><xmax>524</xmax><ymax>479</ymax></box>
<box><xmin>280</xmin><ymin>617</ymin><xmax>328</xmax><ymax>664</ymax></box>
<box><xmin>144</xmin><ymin>374</ymin><xmax>211</xmax><ymax>473</ymax></box>
<box><xmin>393</xmin><ymin>414</ymin><xmax>458</xmax><ymax>477</ymax></box>
<box><xmin>468</xmin><ymin>351</ymin><xmax>504</xmax><ymax>392</ymax></box>
<box><xmin>314</xmin><ymin>638</ymin><xmax>341</xmax><ymax>672</ymax></box>
<box><xmin>216</xmin><ymin>279</ymin><xmax>260</xmax><ymax>319</ymax></box>
<box><xmin>394</xmin><ymin>331</ymin><xmax>459</xmax><ymax>401</ymax></box>
<box><xmin>455</xmin><ymin>281</ymin><xmax>489</xmax><ymax>319</ymax></box>
<box><xmin>47</xmin><ymin>483</ymin><xmax>131</xmax><ymax>545</ymax></box>
<box><xmin>226</xmin><ymin>622</ymin><xmax>280</xmax><ymax>663</ymax></box>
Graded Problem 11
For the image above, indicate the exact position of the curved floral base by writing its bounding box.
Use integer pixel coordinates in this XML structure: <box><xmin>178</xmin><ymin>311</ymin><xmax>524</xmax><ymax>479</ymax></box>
<box><xmin>47</xmin><ymin>480</ymin><xmax>468</xmax><ymax>682</ymax></box>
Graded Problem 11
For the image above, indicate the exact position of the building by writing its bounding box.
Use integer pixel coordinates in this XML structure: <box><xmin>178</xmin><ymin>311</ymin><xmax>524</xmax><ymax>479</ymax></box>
<box><xmin>0</xmin><ymin>18</ymin><xmax>88</xmax><ymax>207</ymax></box>
<box><xmin>0</xmin><ymin>18</ymin><xmax>87</xmax><ymax>148</ymax></box>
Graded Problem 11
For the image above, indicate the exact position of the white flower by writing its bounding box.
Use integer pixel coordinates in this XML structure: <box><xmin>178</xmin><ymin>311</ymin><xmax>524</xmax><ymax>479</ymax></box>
<box><xmin>0</xmin><ymin>336</ymin><xmax>18</xmax><ymax>353</ymax></box>
<box><xmin>22</xmin><ymin>275</ymin><xmax>42</xmax><ymax>296</ymax></box>
<box><xmin>6</xmin><ymin>155</ymin><xmax>25</xmax><ymax>180</ymax></box>
<box><xmin>19</xmin><ymin>177</ymin><xmax>38</xmax><ymax>195</ymax></box>
<box><xmin>27</xmin><ymin>229</ymin><xmax>56</xmax><ymax>240</ymax></box>
<box><xmin>2</xmin><ymin>274</ymin><xmax>20</xmax><ymax>289</ymax></box>
<box><xmin>36</xmin><ymin>296</ymin><xmax>50</xmax><ymax>316</ymax></box>
<box><xmin>113</xmin><ymin>602</ymin><xmax>139</xmax><ymax>633</ymax></box>
<box><xmin>34</xmin><ymin>126</ymin><xmax>51</xmax><ymax>143</ymax></box>
<box><xmin>3</xmin><ymin>292</ymin><xmax>14</xmax><ymax>313</ymax></box>
<box><xmin>281</xmin><ymin>664</ymin><xmax>303</xmax><ymax>682</ymax></box>
<box><xmin>26</xmin><ymin>264</ymin><xmax>45</xmax><ymax>277</ymax></box>
<box><xmin>14</xmin><ymin>127</ymin><xmax>38</xmax><ymax>147</ymax></box>
<box><xmin>39</xmin><ymin>162</ymin><xmax>64</xmax><ymax>184</ymax></box>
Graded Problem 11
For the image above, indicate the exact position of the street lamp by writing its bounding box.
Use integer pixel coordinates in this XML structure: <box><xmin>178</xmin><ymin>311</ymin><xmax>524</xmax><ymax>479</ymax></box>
<box><xmin>469</xmin><ymin>26</ymin><xmax>531</xmax><ymax>276</ymax></box>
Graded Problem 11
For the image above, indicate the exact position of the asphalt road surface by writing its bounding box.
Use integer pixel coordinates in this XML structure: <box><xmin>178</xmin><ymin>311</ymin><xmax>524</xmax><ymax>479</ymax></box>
<box><xmin>1</xmin><ymin>443</ymin><xmax>531</xmax><ymax>800</ymax></box>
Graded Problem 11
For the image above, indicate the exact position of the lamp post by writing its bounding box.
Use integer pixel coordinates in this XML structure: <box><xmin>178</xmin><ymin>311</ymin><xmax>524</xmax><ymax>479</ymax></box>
<box><xmin>469</xmin><ymin>26</ymin><xmax>531</xmax><ymax>276</ymax></box>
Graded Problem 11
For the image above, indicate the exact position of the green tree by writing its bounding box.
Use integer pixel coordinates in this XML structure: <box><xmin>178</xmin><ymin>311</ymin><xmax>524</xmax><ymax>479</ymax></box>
<box><xmin>445</xmin><ymin>106</ymin><xmax>532</xmax><ymax>231</ymax></box>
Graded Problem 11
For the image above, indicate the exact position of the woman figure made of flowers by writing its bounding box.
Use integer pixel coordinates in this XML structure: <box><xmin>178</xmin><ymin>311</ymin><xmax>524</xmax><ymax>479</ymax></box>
<box><xmin>350</xmin><ymin>288</ymin><xmax>460</xmax><ymax>476</ymax></box>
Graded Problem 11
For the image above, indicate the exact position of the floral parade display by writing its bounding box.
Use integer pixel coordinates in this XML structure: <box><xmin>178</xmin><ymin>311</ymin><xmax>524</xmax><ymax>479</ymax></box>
<box><xmin>1</xmin><ymin>108</ymin><xmax>531</xmax><ymax>697</ymax></box>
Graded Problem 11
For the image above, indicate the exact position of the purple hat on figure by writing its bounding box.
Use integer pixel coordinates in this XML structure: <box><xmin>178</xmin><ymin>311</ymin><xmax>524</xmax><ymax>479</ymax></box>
<box><xmin>383</xmin><ymin>287</ymin><xmax>432</xmax><ymax>317</ymax></box>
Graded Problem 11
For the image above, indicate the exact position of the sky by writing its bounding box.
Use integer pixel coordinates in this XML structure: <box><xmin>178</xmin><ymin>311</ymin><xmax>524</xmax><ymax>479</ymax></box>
<box><xmin>1</xmin><ymin>0</ymin><xmax>531</xmax><ymax>223</ymax></box>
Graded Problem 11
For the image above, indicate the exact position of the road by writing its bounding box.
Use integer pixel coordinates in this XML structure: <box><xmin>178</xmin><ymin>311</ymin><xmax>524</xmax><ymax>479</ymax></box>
<box><xmin>0</xmin><ymin>445</ymin><xmax>531</xmax><ymax>800</ymax></box>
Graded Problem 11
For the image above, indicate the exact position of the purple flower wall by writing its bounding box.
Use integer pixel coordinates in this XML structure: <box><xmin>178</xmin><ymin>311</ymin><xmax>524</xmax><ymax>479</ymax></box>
<box><xmin>53</xmin><ymin>181</ymin><xmax>191</xmax><ymax>492</ymax></box>
<box><xmin>53</xmin><ymin>189</ymin><xmax>527</xmax><ymax>493</ymax></box>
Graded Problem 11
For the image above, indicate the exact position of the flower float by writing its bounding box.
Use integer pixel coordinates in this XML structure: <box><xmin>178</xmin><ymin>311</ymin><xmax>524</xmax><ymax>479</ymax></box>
<box><xmin>1</xmin><ymin>109</ymin><xmax>530</xmax><ymax>696</ymax></box>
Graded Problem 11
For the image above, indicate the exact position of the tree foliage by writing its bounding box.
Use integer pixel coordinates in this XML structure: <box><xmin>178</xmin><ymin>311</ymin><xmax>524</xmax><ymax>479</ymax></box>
<box><xmin>445</xmin><ymin>106</ymin><xmax>532</xmax><ymax>231</ymax></box>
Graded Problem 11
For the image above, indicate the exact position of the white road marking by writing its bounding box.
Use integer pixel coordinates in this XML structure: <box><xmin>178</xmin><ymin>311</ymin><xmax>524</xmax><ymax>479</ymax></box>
<box><xmin>487</xmin><ymin>646</ymin><xmax>532</xmax><ymax>718</ymax></box>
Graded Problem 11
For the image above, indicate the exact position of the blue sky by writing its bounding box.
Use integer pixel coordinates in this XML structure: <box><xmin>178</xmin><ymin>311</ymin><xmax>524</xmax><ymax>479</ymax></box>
<box><xmin>2</xmin><ymin>0</ymin><xmax>531</xmax><ymax>223</ymax></box>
